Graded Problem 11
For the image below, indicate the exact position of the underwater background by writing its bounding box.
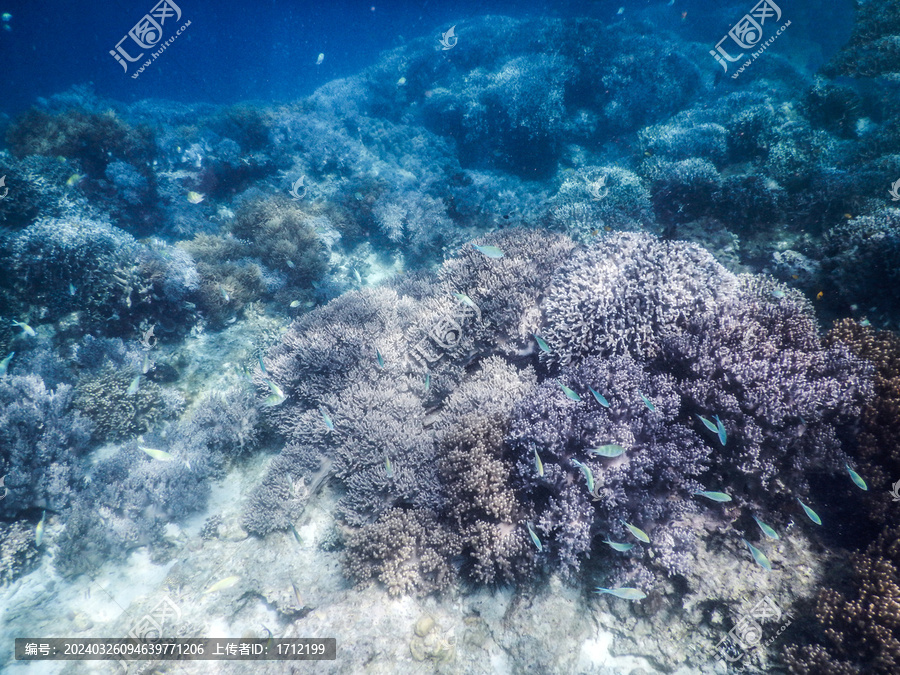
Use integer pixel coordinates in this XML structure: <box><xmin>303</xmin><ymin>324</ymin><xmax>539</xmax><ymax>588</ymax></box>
<box><xmin>1</xmin><ymin>0</ymin><xmax>899</xmax><ymax>672</ymax></box>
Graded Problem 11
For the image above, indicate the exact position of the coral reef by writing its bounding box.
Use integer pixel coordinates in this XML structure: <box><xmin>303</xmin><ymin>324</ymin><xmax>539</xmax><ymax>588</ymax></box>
<box><xmin>0</xmin><ymin>374</ymin><xmax>92</xmax><ymax>518</ymax></box>
<box><xmin>0</xmin><ymin>521</ymin><xmax>40</xmax><ymax>585</ymax></box>
<box><xmin>823</xmin><ymin>0</ymin><xmax>900</xmax><ymax>79</ymax></box>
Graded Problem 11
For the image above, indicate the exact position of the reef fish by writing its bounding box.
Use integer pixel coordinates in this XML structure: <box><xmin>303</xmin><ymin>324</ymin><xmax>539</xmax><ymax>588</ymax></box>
<box><xmin>375</xmin><ymin>349</ymin><xmax>385</xmax><ymax>369</ymax></box>
<box><xmin>602</xmin><ymin>539</ymin><xmax>634</xmax><ymax>552</ymax></box>
<box><xmin>384</xmin><ymin>457</ymin><xmax>394</xmax><ymax>478</ymax></box>
<box><xmin>797</xmin><ymin>498</ymin><xmax>822</xmax><ymax>525</ymax></box>
<box><xmin>588</xmin><ymin>444</ymin><xmax>625</xmax><ymax>458</ymax></box>
<box><xmin>0</xmin><ymin>351</ymin><xmax>14</xmax><ymax>376</ymax></box>
<box><xmin>742</xmin><ymin>538</ymin><xmax>772</xmax><ymax>571</ymax></box>
<box><xmin>714</xmin><ymin>415</ymin><xmax>727</xmax><ymax>446</ymax></box>
<box><xmin>186</xmin><ymin>191</ymin><xmax>205</xmax><ymax>204</ymax></box>
<box><xmin>696</xmin><ymin>414</ymin><xmax>719</xmax><ymax>434</ymax></box>
<box><xmin>11</xmin><ymin>320</ymin><xmax>35</xmax><ymax>337</ymax></box>
<box><xmin>35</xmin><ymin>510</ymin><xmax>46</xmax><ymax>546</ymax></box>
<box><xmin>319</xmin><ymin>406</ymin><xmax>334</xmax><ymax>431</ymax></box>
<box><xmin>533</xmin><ymin>334</ymin><xmax>552</xmax><ymax>354</ymax></box>
<box><xmin>622</xmin><ymin>520</ymin><xmax>650</xmax><ymax>543</ymax></box>
<box><xmin>570</xmin><ymin>458</ymin><xmax>595</xmax><ymax>494</ymax></box>
<box><xmin>290</xmin><ymin>300</ymin><xmax>302</xmax><ymax>308</ymax></box>
<box><xmin>638</xmin><ymin>391</ymin><xmax>655</xmax><ymax>412</ymax></box>
<box><xmin>139</xmin><ymin>446</ymin><xmax>174</xmax><ymax>461</ymax></box>
<box><xmin>753</xmin><ymin>515</ymin><xmax>779</xmax><ymax>540</ymax></box>
<box><xmin>845</xmin><ymin>463</ymin><xmax>868</xmax><ymax>491</ymax></box>
<box><xmin>126</xmin><ymin>374</ymin><xmax>141</xmax><ymax>395</ymax></box>
<box><xmin>694</xmin><ymin>490</ymin><xmax>732</xmax><ymax>503</ymax></box>
<box><xmin>289</xmin><ymin>522</ymin><xmax>302</xmax><ymax>545</ymax></box>
<box><xmin>424</xmin><ymin>373</ymin><xmax>431</xmax><ymax>392</ymax></box>
<box><xmin>558</xmin><ymin>381</ymin><xmax>581</xmax><ymax>402</ymax></box>
<box><xmin>589</xmin><ymin>387</ymin><xmax>610</xmax><ymax>408</ymax></box>
<box><xmin>316</xmin><ymin>53</ymin><xmax>324</xmax><ymax>65</ymax></box>
<box><xmin>533</xmin><ymin>447</ymin><xmax>544</xmax><ymax>477</ymax></box>
<box><xmin>203</xmin><ymin>575</ymin><xmax>240</xmax><ymax>594</ymax></box>
<box><xmin>472</xmin><ymin>244</ymin><xmax>505</xmax><ymax>259</ymax></box>
<box><xmin>264</xmin><ymin>380</ymin><xmax>286</xmax><ymax>407</ymax></box>
<box><xmin>526</xmin><ymin>521</ymin><xmax>543</xmax><ymax>552</ymax></box>
<box><xmin>454</xmin><ymin>293</ymin><xmax>479</xmax><ymax>312</ymax></box>
<box><xmin>595</xmin><ymin>587</ymin><xmax>646</xmax><ymax>600</ymax></box>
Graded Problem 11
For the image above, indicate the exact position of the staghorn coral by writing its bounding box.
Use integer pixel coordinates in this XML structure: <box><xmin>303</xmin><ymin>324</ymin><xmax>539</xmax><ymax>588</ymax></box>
<box><xmin>0</xmin><ymin>520</ymin><xmax>40</xmax><ymax>585</ymax></box>
<box><xmin>0</xmin><ymin>374</ymin><xmax>92</xmax><ymax>519</ymax></box>
<box><xmin>344</xmin><ymin>508</ymin><xmax>461</xmax><ymax>596</ymax></box>
<box><xmin>784</xmin><ymin>525</ymin><xmax>900</xmax><ymax>674</ymax></box>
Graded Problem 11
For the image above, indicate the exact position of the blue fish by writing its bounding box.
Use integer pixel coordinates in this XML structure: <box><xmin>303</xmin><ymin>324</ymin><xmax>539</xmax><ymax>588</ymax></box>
<box><xmin>694</xmin><ymin>490</ymin><xmax>732</xmax><ymax>503</ymax></box>
<box><xmin>526</xmin><ymin>521</ymin><xmax>543</xmax><ymax>552</ymax></box>
<box><xmin>570</xmin><ymin>458</ymin><xmax>595</xmax><ymax>494</ymax></box>
<box><xmin>424</xmin><ymin>373</ymin><xmax>431</xmax><ymax>392</ymax></box>
<box><xmin>319</xmin><ymin>406</ymin><xmax>335</xmax><ymax>431</ymax></box>
<box><xmin>696</xmin><ymin>414</ymin><xmax>718</xmax><ymax>434</ymax></box>
<box><xmin>559</xmin><ymin>381</ymin><xmax>582</xmax><ymax>402</ymax></box>
<box><xmin>602</xmin><ymin>538</ymin><xmax>634</xmax><ymax>552</ymax></box>
<box><xmin>752</xmin><ymin>515</ymin><xmax>779</xmax><ymax>540</ymax></box>
<box><xmin>622</xmin><ymin>520</ymin><xmax>650</xmax><ymax>544</ymax></box>
<box><xmin>533</xmin><ymin>448</ymin><xmax>544</xmax><ymax>477</ymax></box>
<box><xmin>714</xmin><ymin>415</ymin><xmax>727</xmax><ymax>446</ymax></box>
<box><xmin>845</xmin><ymin>463</ymin><xmax>867</xmax><ymax>491</ymax></box>
<box><xmin>588</xmin><ymin>444</ymin><xmax>625</xmax><ymax>458</ymax></box>
<box><xmin>589</xmin><ymin>387</ymin><xmax>610</xmax><ymax>408</ymax></box>
<box><xmin>742</xmin><ymin>538</ymin><xmax>772</xmax><ymax>571</ymax></box>
<box><xmin>594</xmin><ymin>587</ymin><xmax>646</xmax><ymax>600</ymax></box>
<box><xmin>797</xmin><ymin>498</ymin><xmax>822</xmax><ymax>525</ymax></box>
<box><xmin>534</xmin><ymin>334</ymin><xmax>552</xmax><ymax>354</ymax></box>
<box><xmin>375</xmin><ymin>348</ymin><xmax>385</xmax><ymax>369</ymax></box>
<box><xmin>638</xmin><ymin>391</ymin><xmax>655</xmax><ymax>412</ymax></box>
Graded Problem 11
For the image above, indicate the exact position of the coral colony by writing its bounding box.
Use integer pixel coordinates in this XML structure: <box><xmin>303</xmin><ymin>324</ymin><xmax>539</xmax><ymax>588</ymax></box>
<box><xmin>2</xmin><ymin>5</ymin><xmax>900</xmax><ymax>673</ymax></box>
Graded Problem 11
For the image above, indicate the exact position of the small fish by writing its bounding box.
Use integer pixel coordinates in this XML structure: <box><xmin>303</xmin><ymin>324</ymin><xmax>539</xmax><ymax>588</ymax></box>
<box><xmin>753</xmin><ymin>515</ymin><xmax>779</xmax><ymax>540</ymax></box>
<box><xmin>384</xmin><ymin>457</ymin><xmax>394</xmax><ymax>478</ymax></box>
<box><xmin>694</xmin><ymin>490</ymin><xmax>732</xmax><ymax>503</ymax></box>
<box><xmin>424</xmin><ymin>373</ymin><xmax>431</xmax><ymax>392</ymax></box>
<box><xmin>742</xmin><ymin>538</ymin><xmax>772</xmax><ymax>571</ymax></box>
<box><xmin>186</xmin><ymin>191</ymin><xmax>205</xmax><ymax>204</ymax></box>
<box><xmin>286</xmin><ymin>260</ymin><xmax>296</xmax><ymax>269</ymax></box>
<box><xmin>139</xmin><ymin>446</ymin><xmax>174</xmax><ymax>461</ymax></box>
<box><xmin>354</xmin><ymin>269</ymin><xmax>362</xmax><ymax>284</ymax></box>
<box><xmin>534</xmin><ymin>334</ymin><xmax>551</xmax><ymax>354</ymax></box>
<box><xmin>533</xmin><ymin>447</ymin><xmax>544</xmax><ymax>477</ymax></box>
<box><xmin>66</xmin><ymin>173</ymin><xmax>83</xmax><ymax>187</ymax></box>
<box><xmin>526</xmin><ymin>521</ymin><xmax>543</xmax><ymax>552</ymax></box>
<box><xmin>35</xmin><ymin>510</ymin><xmax>46</xmax><ymax>546</ymax></box>
<box><xmin>601</xmin><ymin>539</ymin><xmax>634</xmax><ymax>552</ymax></box>
<box><xmin>696</xmin><ymin>414</ymin><xmax>718</xmax><ymax>434</ymax></box>
<box><xmin>797</xmin><ymin>498</ymin><xmax>822</xmax><ymax>525</ymax></box>
<box><xmin>290</xmin><ymin>300</ymin><xmax>302</xmax><ymax>308</ymax></box>
<box><xmin>771</xmin><ymin>289</ymin><xmax>785</xmax><ymax>299</ymax></box>
<box><xmin>69</xmin><ymin>283</ymin><xmax>77</xmax><ymax>296</ymax></box>
<box><xmin>291</xmin><ymin>579</ymin><xmax>304</xmax><ymax>607</ymax></box>
<box><xmin>845</xmin><ymin>463</ymin><xmax>868</xmax><ymax>491</ymax></box>
<box><xmin>570</xmin><ymin>458</ymin><xmax>595</xmax><ymax>494</ymax></box>
<box><xmin>622</xmin><ymin>520</ymin><xmax>650</xmax><ymax>543</ymax></box>
<box><xmin>258</xmin><ymin>354</ymin><xmax>268</xmax><ymax>376</ymax></box>
<box><xmin>0</xmin><ymin>351</ymin><xmax>14</xmax><ymax>376</ymax></box>
<box><xmin>714</xmin><ymin>415</ymin><xmax>727</xmax><ymax>446</ymax></box>
<box><xmin>220</xmin><ymin>287</ymin><xmax>230</xmax><ymax>302</ymax></box>
<box><xmin>472</xmin><ymin>244</ymin><xmax>505</xmax><ymax>259</ymax></box>
<box><xmin>816</xmin><ymin>291</ymin><xmax>824</xmax><ymax>300</ymax></box>
<box><xmin>589</xmin><ymin>387</ymin><xmax>609</xmax><ymax>408</ymax></box>
<box><xmin>2</xmin><ymin>12</ymin><xmax>11</xmax><ymax>21</ymax></box>
<box><xmin>289</xmin><ymin>522</ymin><xmax>302</xmax><ymax>545</ymax></box>
<box><xmin>316</xmin><ymin>52</ymin><xmax>324</xmax><ymax>65</ymax></box>
<box><xmin>264</xmin><ymin>380</ymin><xmax>286</xmax><ymax>407</ymax></box>
<box><xmin>375</xmin><ymin>349</ymin><xmax>385</xmax><ymax>369</ymax></box>
<box><xmin>11</xmin><ymin>320</ymin><xmax>35</xmax><ymax>337</ymax></box>
<box><xmin>320</xmin><ymin>406</ymin><xmax>334</xmax><ymax>431</ymax></box>
<box><xmin>638</xmin><ymin>391</ymin><xmax>655</xmax><ymax>412</ymax></box>
<box><xmin>588</xmin><ymin>444</ymin><xmax>625</xmax><ymax>458</ymax></box>
<box><xmin>141</xmin><ymin>353</ymin><xmax>151</xmax><ymax>374</ymax></box>
<box><xmin>203</xmin><ymin>575</ymin><xmax>240</xmax><ymax>594</ymax></box>
<box><xmin>860</xmin><ymin>319</ymin><xmax>871</xmax><ymax>328</ymax></box>
<box><xmin>559</xmin><ymin>381</ymin><xmax>581</xmax><ymax>402</ymax></box>
<box><xmin>262</xmin><ymin>625</ymin><xmax>275</xmax><ymax>651</ymax></box>
<box><xmin>616</xmin><ymin>6</ymin><xmax>624</xmax><ymax>15</ymax></box>
<box><xmin>127</xmin><ymin>374</ymin><xmax>141</xmax><ymax>395</ymax></box>
<box><xmin>595</xmin><ymin>587</ymin><xmax>646</xmax><ymax>600</ymax></box>
<box><xmin>454</xmin><ymin>292</ymin><xmax>479</xmax><ymax>312</ymax></box>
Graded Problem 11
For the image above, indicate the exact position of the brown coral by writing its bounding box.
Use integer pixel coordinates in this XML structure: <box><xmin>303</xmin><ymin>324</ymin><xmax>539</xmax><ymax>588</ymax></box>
<box><xmin>343</xmin><ymin>508</ymin><xmax>461</xmax><ymax>596</ymax></box>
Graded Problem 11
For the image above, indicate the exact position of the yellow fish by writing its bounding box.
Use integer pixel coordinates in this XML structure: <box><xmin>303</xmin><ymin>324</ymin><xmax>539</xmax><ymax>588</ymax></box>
<box><xmin>203</xmin><ymin>575</ymin><xmax>240</xmax><ymax>594</ymax></box>
<box><xmin>186</xmin><ymin>191</ymin><xmax>205</xmax><ymax>204</ymax></box>
<box><xmin>816</xmin><ymin>291</ymin><xmax>824</xmax><ymax>300</ymax></box>
<box><xmin>66</xmin><ymin>173</ymin><xmax>83</xmax><ymax>187</ymax></box>
<box><xmin>35</xmin><ymin>510</ymin><xmax>46</xmax><ymax>546</ymax></box>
